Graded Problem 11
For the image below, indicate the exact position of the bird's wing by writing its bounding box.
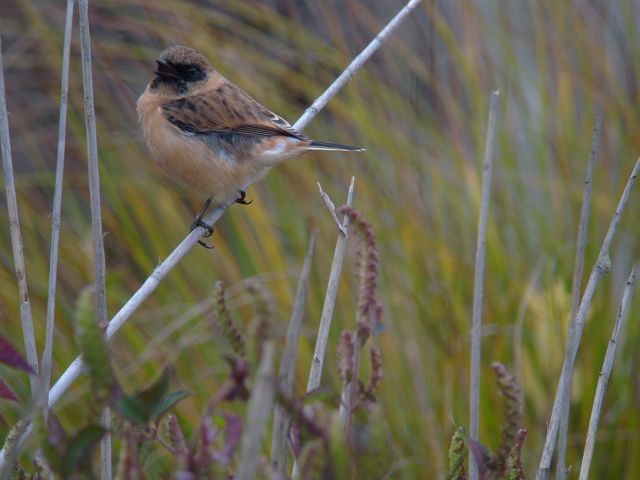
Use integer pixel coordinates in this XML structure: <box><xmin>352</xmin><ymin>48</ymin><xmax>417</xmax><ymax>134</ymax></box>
<box><xmin>161</xmin><ymin>82</ymin><xmax>305</xmax><ymax>140</ymax></box>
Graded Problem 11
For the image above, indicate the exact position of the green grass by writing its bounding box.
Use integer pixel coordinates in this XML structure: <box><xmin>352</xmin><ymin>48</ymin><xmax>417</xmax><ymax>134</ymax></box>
<box><xmin>1</xmin><ymin>0</ymin><xmax>640</xmax><ymax>477</ymax></box>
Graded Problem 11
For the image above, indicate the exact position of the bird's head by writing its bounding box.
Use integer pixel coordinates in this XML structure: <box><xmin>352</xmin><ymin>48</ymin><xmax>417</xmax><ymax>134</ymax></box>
<box><xmin>149</xmin><ymin>46</ymin><xmax>216</xmax><ymax>96</ymax></box>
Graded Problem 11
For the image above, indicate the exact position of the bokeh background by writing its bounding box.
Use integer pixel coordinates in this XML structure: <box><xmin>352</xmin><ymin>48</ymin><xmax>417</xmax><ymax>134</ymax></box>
<box><xmin>1</xmin><ymin>0</ymin><xmax>640</xmax><ymax>477</ymax></box>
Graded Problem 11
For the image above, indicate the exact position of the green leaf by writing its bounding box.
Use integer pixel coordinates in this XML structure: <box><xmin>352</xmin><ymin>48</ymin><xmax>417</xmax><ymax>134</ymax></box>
<box><xmin>447</xmin><ymin>427</ymin><xmax>467</xmax><ymax>480</ymax></box>
<box><xmin>33</xmin><ymin>409</ymin><xmax>64</xmax><ymax>474</ymax></box>
<box><xmin>302</xmin><ymin>387</ymin><xmax>335</xmax><ymax>405</ymax></box>
<box><xmin>63</xmin><ymin>425</ymin><xmax>106</xmax><ymax>476</ymax></box>
<box><xmin>115</xmin><ymin>368</ymin><xmax>172</xmax><ymax>424</ymax></box>
<box><xmin>137</xmin><ymin>367</ymin><xmax>170</xmax><ymax>407</ymax></box>
<box><xmin>328</xmin><ymin>414</ymin><xmax>348</xmax><ymax>479</ymax></box>
<box><xmin>74</xmin><ymin>286</ymin><xmax>118</xmax><ymax>405</ymax></box>
<box><xmin>115</xmin><ymin>393</ymin><xmax>149</xmax><ymax>424</ymax></box>
<box><xmin>150</xmin><ymin>390</ymin><xmax>191</xmax><ymax>422</ymax></box>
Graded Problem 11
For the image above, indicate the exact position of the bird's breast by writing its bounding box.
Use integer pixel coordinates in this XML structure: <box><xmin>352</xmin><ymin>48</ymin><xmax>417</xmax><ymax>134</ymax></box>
<box><xmin>137</xmin><ymin>92</ymin><xmax>251</xmax><ymax>202</ymax></box>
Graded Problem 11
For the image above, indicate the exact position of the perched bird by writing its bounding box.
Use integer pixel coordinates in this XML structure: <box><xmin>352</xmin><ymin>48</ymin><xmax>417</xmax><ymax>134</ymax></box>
<box><xmin>137</xmin><ymin>45</ymin><xmax>364</xmax><ymax>230</ymax></box>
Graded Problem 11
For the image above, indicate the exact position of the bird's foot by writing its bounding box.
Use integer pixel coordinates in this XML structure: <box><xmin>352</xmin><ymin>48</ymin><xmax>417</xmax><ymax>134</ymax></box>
<box><xmin>190</xmin><ymin>218</ymin><xmax>215</xmax><ymax>249</ymax></box>
<box><xmin>191</xmin><ymin>198</ymin><xmax>215</xmax><ymax>249</ymax></box>
<box><xmin>235</xmin><ymin>190</ymin><xmax>253</xmax><ymax>205</ymax></box>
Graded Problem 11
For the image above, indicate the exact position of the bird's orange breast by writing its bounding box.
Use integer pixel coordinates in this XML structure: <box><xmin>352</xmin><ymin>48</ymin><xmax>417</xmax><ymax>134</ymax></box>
<box><xmin>137</xmin><ymin>90</ymin><xmax>253</xmax><ymax>202</ymax></box>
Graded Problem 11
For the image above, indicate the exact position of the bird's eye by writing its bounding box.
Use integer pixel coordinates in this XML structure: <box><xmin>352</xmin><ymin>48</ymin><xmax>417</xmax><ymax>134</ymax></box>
<box><xmin>187</xmin><ymin>67</ymin><xmax>198</xmax><ymax>78</ymax></box>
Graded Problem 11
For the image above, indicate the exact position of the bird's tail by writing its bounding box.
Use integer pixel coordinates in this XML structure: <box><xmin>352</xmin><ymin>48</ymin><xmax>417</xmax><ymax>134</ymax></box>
<box><xmin>308</xmin><ymin>140</ymin><xmax>365</xmax><ymax>152</ymax></box>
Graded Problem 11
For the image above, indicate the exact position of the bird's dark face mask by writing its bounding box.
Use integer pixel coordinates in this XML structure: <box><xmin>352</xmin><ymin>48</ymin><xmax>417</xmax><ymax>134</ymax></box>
<box><xmin>152</xmin><ymin>60</ymin><xmax>206</xmax><ymax>95</ymax></box>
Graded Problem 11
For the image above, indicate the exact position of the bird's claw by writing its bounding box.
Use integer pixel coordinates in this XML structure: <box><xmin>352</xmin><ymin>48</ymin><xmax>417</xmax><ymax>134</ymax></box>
<box><xmin>190</xmin><ymin>217</ymin><xmax>215</xmax><ymax>249</ymax></box>
<box><xmin>235</xmin><ymin>190</ymin><xmax>253</xmax><ymax>205</ymax></box>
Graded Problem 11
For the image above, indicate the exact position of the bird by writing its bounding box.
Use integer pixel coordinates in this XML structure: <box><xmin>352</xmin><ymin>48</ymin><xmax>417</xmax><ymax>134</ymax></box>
<box><xmin>137</xmin><ymin>45</ymin><xmax>364</xmax><ymax>244</ymax></box>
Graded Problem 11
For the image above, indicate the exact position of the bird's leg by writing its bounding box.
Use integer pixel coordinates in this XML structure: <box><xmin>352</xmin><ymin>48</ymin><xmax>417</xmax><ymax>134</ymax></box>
<box><xmin>235</xmin><ymin>190</ymin><xmax>253</xmax><ymax>205</ymax></box>
<box><xmin>190</xmin><ymin>198</ymin><xmax>215</xmax><ymax>249</ymax></box>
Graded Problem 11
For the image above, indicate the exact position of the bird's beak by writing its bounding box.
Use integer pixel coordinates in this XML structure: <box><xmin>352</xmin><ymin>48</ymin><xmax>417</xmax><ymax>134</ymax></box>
<box><xmin>155</xmin><ymin>59</ymin><xmax>180</xmax><ymax>79</ymax></box>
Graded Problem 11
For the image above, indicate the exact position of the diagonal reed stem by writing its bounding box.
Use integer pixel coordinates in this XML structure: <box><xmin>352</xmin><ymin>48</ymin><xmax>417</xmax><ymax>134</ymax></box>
<box><xmin>306</xmin><ymin>178</ymin><xmax>355</xmax><ymax>394</ymax></box>
<box><xmin>292</xmin><ymin>179</ymin><xmax>354</xmax><ymax>479</ymax></box>
<box><xmin>537</xmin><ymin>155</ymin><xmax>640</xmax><ymax>480</ymax></box>
<box><xmin>469</xmin><ymin>90</ymin><xmax>500</xmax><ymax>480</ymax></box>
<box><xmin>578</xmin><ymin>264</ymin><xmax>636</xmax><ymax>480</ymax></box>
<box><xmin>293</xmin><ymin>0</ymin><xmax>423</xmax><ymax>132</ymax></box>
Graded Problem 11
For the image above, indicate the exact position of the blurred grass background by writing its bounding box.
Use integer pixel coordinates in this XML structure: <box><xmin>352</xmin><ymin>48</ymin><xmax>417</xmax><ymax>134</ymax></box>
<box><xmin>1</xmin><ymin>0</ymin><xmax>640</xmax><ymax>477</ymax></box>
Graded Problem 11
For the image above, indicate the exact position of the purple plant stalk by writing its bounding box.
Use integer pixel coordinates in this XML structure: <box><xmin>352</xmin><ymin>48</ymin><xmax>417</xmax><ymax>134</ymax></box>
<box><xmin>165</xmin><ymin>414</ymin><xmax>188</xmax><ymax>456</ymax></box>
<box><xmin>508</xmin><ymin>428</ymin><xmax>528</xmax><ymax>480</ymax></box>
<box><xmin>275</xmin><ymin>385</ymin><xmax>329</xmax><ymax>449</ymax></box>
<box><xmin>244</xmin><ymin>278</ymin><xmax>275</xmax><ymax>365</ymax></box>
<box><xmin>114</xmin><ymin>429</ymin><xmax>142</xmax><ymax>480</ymax></box>
<box><xmin>490</xmin><ymin>362</ymin><xmax>524</xmax><ymax>477</ymax></box>
<box><xmin>190</xmin><ymin>357</ymin><xmax>250</xmax><ymax>452</ymax></box>
<box><xmin>337</xmin><ymin>331</ymin><xmax>355</xmax><ymax>386</ymax></box>
<box><xmin>335</xmin><ymin>205</ymin><xmax>382</xmax><ymax>445</ymax></box>
<box><xmin>195</xmin><ymin>416</ymin><xmax>217</xmax><ymax>472</ymax></box>
<box><xmin>212</xmin><ymin>280</ymin><xmax>246</xmax><ymax>357</ymax></box>
<box><xmin>365</xmin><ymin>344</ymin><xmax>383</xmax><ymax>397</ymax></box>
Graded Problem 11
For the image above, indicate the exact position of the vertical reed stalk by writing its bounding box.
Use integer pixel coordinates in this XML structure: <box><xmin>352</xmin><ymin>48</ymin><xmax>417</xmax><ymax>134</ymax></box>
<box><xmin>556</xmin><ymin>116</ymin><xmax>602</xmax><ymax>480</ymax></box>
<box><xmin>236</xmin><ymin>342</ymin><xmax>275</xmax><ymax>480</ymax></box>
<box><xmin>270</xmin><ymin>231</ymin><xmax>317</xmax><ymax>477</ymax></box>
<box><xmin>41</xmin><ymin>0</ymin><xmax>75</xmax><ymax>422</ymax></box>
<box><xmin>78</xmin><ymin>0</ymin><xmax>110</xmax><ymax>476</ymax></box>
<box><xmin>0</xmin><ymin>37</ymin><xmax>39</xmax><ymax>398</ymax></box>
<box><xmin>469</xmin><ymin>90</ymin><xmax>500</xmax><ymax>480</ymax></box>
